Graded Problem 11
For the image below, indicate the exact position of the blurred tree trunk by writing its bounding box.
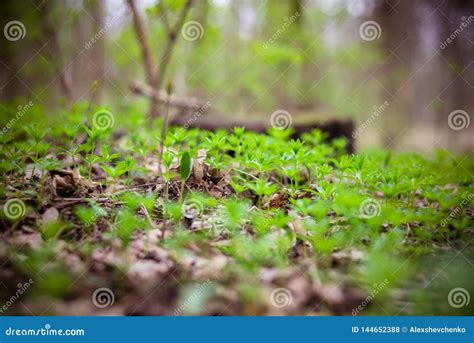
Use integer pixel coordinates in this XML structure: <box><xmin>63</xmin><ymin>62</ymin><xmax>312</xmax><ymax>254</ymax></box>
<box><xmin>437</xmin><ymin>0</ymin><xmax>472</xmax><ymax>124</ymax></box>
<box><xmin>263</xmin><ymin>0</ymin><xmax>296</xmax><ymax>108</ymax></box>
<box><xmin>291</xmin><ymin>0</ymin><xmax>318</xmax><ymax>109</ymax></box>
<box><xmin>40</xmin><ymin>1</ymin><xmax>74</xmax><ymax>103</ymax></box>
<box><xmin>71</xmin><ymin>3</ymin><xmax>91</xmax><ymax>102</ymax></box>
<box><xmin>196</xmin><ymin>0</ymin><xmax>209</xmax><ymax>30</ymax></box>
<box><xmin>0</xmin><ymin>0</ymin><xmax>33</xmax><ymax>101</ymax></box>
<box><xmin>373</xmin><ymin>0</ymin><xmax>416</xmax><ymax>147</ymax></box>
<box><xmin>87</xmin><ymin>0</ymin><xmax>105</xmax><ymax>102</ymax></box>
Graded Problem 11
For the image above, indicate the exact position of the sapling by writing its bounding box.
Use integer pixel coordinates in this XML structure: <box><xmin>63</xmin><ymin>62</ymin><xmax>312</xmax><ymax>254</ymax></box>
<box><xmin>246</xmin><ymin>179</ymin><xmax>278</xmax><ymax>208</ymax></box>
<box><xmin>158</xmin><ymin>81</ymin><xmax>174</xmax><ymax>176</ymax></box>
<box><xmin>2</xmin><ymin>146</ymin><xmax>25</xmax><ymax>176</ymax></box>
<box><xmin>25</xmin><ymin>125</ymin><xmax>51</xmax><ymax>178</ymax></box>
<box><xmin>230</xmin><ymin>179</ymin><xmax>246</xmax><ymax>196</ymax></box>
<box><xmin>84</xmin><ymin>154</ymin><xmax>100</xmax><ymax>180</ymax></box>
<box><xmin>179</xmin><ymin>151</ymin><xmax>192</xmax><ymax>202</ymax></box>
<box><xmin>130</xmin><ymin>134</ymin><xmax>149</xmax><ymax>160</ymax></box>
<box><xmin>83</xmin><ymin>125</ymin><xmax>104</xmax><ymax>178</ymax></box>
<box><xmin>100</xmin><ymin>145</ymin><xmax>120</xmax><ymax>163</ymax></box>
<box><xmin>62</xmin><ymin>124</ymin><xmax>81</xmax><ymax>141</ymax></box>
<box><xmin>59</xmin><ymin>146</ymin><xmax>80</xmax><ymax>170</ymax></box>
<box><xmin>102</xmin><ymin>158</ymin><xmax>136</xmax><ymax>191</ymax></box>
<box><xmin>230</xmin><ymin>127</ymin><xmax>245</xmax><ymax>157</ymax></box>
<box><xmin>171</xmin><ymin>128</ymin><xmax>187</xmax><ymax>147</ymax></box>
<box><xmin>204</xmin><ymin>131</ymin><xmax>227</xmax><ymax>172</ymax></box>
<box><xmin>162</xmin><ymin>150</ymin><xmax>175</xmax><ymax>203</ymax></box>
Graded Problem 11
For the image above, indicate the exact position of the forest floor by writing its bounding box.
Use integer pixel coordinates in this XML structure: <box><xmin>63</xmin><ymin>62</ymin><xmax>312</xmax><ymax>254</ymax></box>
<box><xmin>0</xmin><ymin>106</ymin><xmax>473</xmax><ymax>316</ymax></box>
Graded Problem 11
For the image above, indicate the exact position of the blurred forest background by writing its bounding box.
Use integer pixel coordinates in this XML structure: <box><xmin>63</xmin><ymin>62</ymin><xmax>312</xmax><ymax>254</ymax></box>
<box><xmin>1</xmin><ymin>0</ymin><xmax>473</xmax><ymax>152</ymax></box>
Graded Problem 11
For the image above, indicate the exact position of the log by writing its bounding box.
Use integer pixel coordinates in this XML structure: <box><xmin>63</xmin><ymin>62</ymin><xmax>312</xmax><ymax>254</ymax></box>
<box><xmin>170</xmin><ymin>115</ymin><xmax>355</xmax><ymax>153</ymax></box>
<box><xmin>131</xmin><ymin>81</ymin><xmax>209</xmax><ymax>111</ymax></box>
<box><xmin>130</xmin><ymin>81</ymin><xmax>355</xmax><ymax>153</ymax></box>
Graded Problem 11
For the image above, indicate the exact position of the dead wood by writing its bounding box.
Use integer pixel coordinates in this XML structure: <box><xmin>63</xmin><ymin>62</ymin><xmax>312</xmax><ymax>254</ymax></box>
<box><xmin>131</xmin><ymin>81</ymin><xmax>209</xmax><ymax>111</ymax></box>
<box><xmin>170</xmin><ymin>114</ymin><xmax>355</xmax><ymax>153</ymax></box>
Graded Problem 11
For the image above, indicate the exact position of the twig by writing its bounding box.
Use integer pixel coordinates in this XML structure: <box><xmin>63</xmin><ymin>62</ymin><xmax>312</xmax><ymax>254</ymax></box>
<box><xmin>131</xmin><ymin>81</ymin><xmax>208</xmax><ymax>111</ymax></box>
<box><xmin>141</xmin><ymin>203</ymin><xmax>157</xmax><ymax>230</ymax></box>
<box><xmin>149</xmin><ymin>0</ymin><xmax>194</xmax><ymax>116</ymax></box>
<box><xmin>54</xmin><ymin>198</ymin><xmax>121</xmax><ymax>209</ymax></box>
<box><xmin>127</xmin><ymin>0</ymin><xmax>155</xmax><ymax>85</ymax></box>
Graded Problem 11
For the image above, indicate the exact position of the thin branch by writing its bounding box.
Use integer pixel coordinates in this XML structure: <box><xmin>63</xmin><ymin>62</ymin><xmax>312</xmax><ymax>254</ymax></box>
<box><xmin>127</xmin><ymin>0</ymin><xmax>155</xmax><ymax>85</ymax></box>
<box><xmin>160</xmin><ymin>5</ymin><xmax>171</xmax><ymax>33</ymax></box>
<box><xmin>131</xmin><ymin>81</ymin><xmax>208</xmax><ymax>111</ymax></box>
<box><xmin>149</xmin><ymin>0</ymin><xmax>194</xmax><ymax>116</ymax></box>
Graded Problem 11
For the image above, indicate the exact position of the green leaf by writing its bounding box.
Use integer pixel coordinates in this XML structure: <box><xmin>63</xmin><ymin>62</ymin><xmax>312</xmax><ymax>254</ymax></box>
<box><xmin>180</xmin><ymin>151</ymin><xmax>192</xmax><ymax>181</ymax></box>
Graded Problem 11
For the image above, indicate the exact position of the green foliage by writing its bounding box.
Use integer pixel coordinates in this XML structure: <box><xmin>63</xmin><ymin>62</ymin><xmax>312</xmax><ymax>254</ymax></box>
<box><xmin>0</xmin><ymin>103</ymin><xmax>472</xmax><ymax>315</ymax></box>
<box><xmin>180</xmin><ymin>151</ymin><xmax>192</xmax><ymax>181</ymax></box>
<box><xmin>75</xmin><ymin>204</ymin><xmax>107</xmax><ymax>228</ymax></box>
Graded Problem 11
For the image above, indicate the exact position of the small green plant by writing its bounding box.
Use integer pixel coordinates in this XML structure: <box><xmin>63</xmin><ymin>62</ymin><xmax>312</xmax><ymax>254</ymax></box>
<box><xmin>179</xmin><ymin>151</ymin><xmax>192</xmax><ymax>202</ymax></box>
<box><xmin>102</xmin><ymin>158</ymin><xmax>136</xmax><ymax>190</ymax></box>
<box><xmin>246</xmin><ymin>179</ymin><xmax>278</xmax><ymax>208</ymax></box>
